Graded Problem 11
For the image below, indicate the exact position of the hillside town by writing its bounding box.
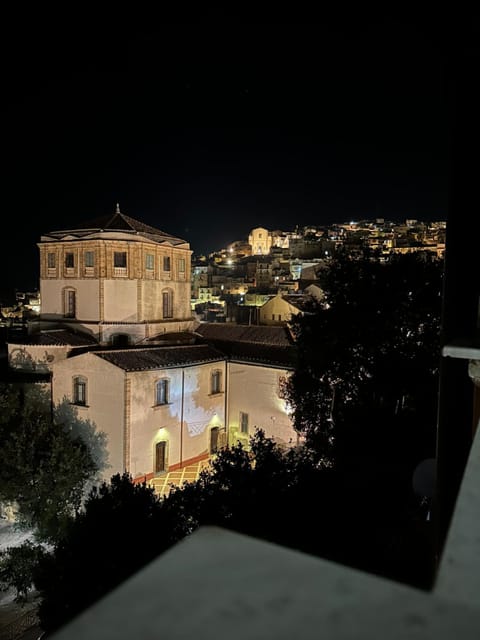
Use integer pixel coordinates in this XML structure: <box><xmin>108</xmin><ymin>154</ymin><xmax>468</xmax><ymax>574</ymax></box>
<box><xmin>1</xmin><ymin>217</ymin><xmax>446</xmax><ymax>328</ymax></box>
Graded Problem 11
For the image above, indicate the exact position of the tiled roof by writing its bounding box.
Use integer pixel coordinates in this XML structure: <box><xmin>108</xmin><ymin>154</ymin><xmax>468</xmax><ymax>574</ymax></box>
<box><xmin>41</xmin><ymin>212</ymin><xmax>187</xmax><ymax>246</ymax></box>
<box><xmin>95</xmin><ymin>344</ymin><xmax>225</xmax><ymax>371</ymax></box>
<box><xmin>140</xmin><ymin>332</ymin><xmax>197</xmax><ymax>346</ymax></box>
<box><xmin>282</xmin><ymin>295</ymin><xmax>316</xmax><ymax>311</ymax></box>
<box><xmin>7</xmin><ymin>329</ymin><xmax>99</xmax><ymax>347</ymax></box>
<box><xmin>221</xmin><ymin>342</ymin><xmax>296</xmax><ymax>368</ymax></box>
<box><xmin>194</xmin><ymin>323</ymin><xmax>295</xmax><ymax>346</ymax></box>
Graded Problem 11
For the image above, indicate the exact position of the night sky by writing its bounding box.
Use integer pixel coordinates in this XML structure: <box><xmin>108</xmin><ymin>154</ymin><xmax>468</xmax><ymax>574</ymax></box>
<box><xmin>1</xmin><ymin>9</ymin><xmax>454</xmax><ymax>300</ymax></box>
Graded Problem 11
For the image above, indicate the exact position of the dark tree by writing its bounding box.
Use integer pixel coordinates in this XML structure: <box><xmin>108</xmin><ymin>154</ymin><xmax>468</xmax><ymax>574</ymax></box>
<box><xmin>284</xmin><ymin>249</ymin><xmax>443</xmax><ymax>469</ymax></box>
<box><xmin>0</xmin><ymin>384</ymin><xmax>100</xmax><ymax>542</ymax></box>
<box><xmin>283</xmin><ymin>249</ymin><xmax>443</xmax><ymax>587</ymax></box>
<box><xmin>0</xmin><ymin>541</ymin><xmax>48</xmax><ymax>604</ymax></box>
<box><xmin>35</xmin><ymin>408</ymin><xmax>439</xmax><ymax>634</ymax></box>
<box><xmin>34</xmin><ymin>473</ymin><xmax>180</xmax><ymax>633</ymax></box>
<box><xmin>34</xmin><ymin>435</ymin><xmax>334</xmax><ymax>633</ymax></box>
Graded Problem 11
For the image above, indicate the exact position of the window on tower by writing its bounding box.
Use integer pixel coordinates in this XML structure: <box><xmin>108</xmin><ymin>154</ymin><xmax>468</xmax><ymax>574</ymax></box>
<box><xmin>114</xmin><ymin>252</ymin><xmax>127</xmax><ymax>268</ymax></box>
<box><xmin>85</xmin><ymin>251</ymin><xmax>94</xmax><ymax>268</ymax></box>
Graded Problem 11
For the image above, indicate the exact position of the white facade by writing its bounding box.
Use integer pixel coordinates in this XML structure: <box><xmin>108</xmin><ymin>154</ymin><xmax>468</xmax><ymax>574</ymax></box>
<box><xmin>227</xmin><ymin>362</ymin><xmax>297</xmax><ymax>448</ymax></box>
<box><xmin>51</xmin><ymin>349</ymin><xmax>228</xmax><ymax>481</ymax></box>
<box><xmin>11</xmin><ymin>209</ymin><xmax>299</xmax><ymax>485</ymax></box>
<box><xmin>50</xmin><ymin>348</ymin><xmax>296</xmax><ymax>482</ymax></box>
<box><xmin>52</xmin><ymin>353</ymin><xmax>126</xmax><ymax>475</ymax></box>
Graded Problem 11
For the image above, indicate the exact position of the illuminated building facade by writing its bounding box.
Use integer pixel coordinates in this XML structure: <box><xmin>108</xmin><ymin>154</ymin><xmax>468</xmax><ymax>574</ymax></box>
<box><xmin>7</xmin><ymin>210</ymin><xmax>297</xmax><ymax>482</ymax></box>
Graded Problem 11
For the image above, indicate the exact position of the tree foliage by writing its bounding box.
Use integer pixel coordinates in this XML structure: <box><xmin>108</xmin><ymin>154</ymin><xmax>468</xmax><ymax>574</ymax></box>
<box><xmin>0</xmin><ymin>541</ymin><xmax>48</xmax><ymax>604</ymax></box>
<box><xmin>35</xmin><ymin>434</ymin><xmax>330</xmax><ymax>632</ymax></box>
<box><xmin>284</xmin><ymin>249</ymin><xmax>443</xmax><ymax>469</ymax></box>
<box><xmin>0</xmin><ymin>384</ymin><xmax>103</xmax><ymax>542</ymax></box>
<box><xmin>34</xmin><ymin>473</ymin><xmax>173</xmax><ymax>631</ymax></box>
<box><xmin>34</xmin><ymin>429</ymin><xmax>433</xmax><ymax>634</ymax></box>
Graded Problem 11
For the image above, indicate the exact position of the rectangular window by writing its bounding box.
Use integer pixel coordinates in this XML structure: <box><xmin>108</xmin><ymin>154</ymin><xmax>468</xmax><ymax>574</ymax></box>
<box><xmin>146</xmin><ymin>254</ymin><xmax>154</xmax><ymax>270</ymax></box>
<box><xmin>155</xmin><ymin>441</ymin><xmax>167</xmax><ymax>473</ymax></box>
<box><xmin>85</xmin><ymin>251</ymin><xmax>94</xmax><ymax>267</ymax></box>
<box><xmin>73</xmin><ymin>377</ymin><xmax>87</xmax><ymax>405</ymax></box>
<box><xmin>163</xmin><ymin>256</ymin><xmax>171</xmax><ymax>271</ymax></box>
<box><xmin>210</xmin><ymin>427</ymin><xmax>220</xmax><ymax>454</ymax></box>
<box><xmin>65</xmin><ymin>252</ymin><xmax>75</xmax><ymax>268</ymax></box>
<box><xmin>162</xmin><ymin>291</ymin><xmax>173</xmax><ymax>318</ymax></box>
<box><xmin>65</xmin><ymin>290</ymin><xmax>76</xmax><ymax>318</ymax></box>
<box><xmin>114</xmin><ymin>252</ymin><xmax>127</xmax><ymax>268</ymax></box>
<box><xmin>155</xmin><ymin>379</ymin><xmax>169</xmax><ymax>405</ymax></box>
<box><xmin>240</xmin><ymin>411</ymin><xmax>249</xmax><ymax>434</ymax></box>
<box><xmin>47</xmin><ymin>253</ymin><xmax>56</xmax><ymax>268</ymax></box>
<box><xmin>178</xmin><ymin>258</ymin><xmax>185</xmax><ymax>273</ymax></box>
<box><xmin>211</xmin><ymin>370</ymin><xmax>222</xmax><ymax>395</ymax></box>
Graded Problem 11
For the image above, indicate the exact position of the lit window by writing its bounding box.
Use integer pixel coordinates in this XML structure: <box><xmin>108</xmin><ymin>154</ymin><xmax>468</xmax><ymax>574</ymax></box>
<box><xmin>65</xmin><ymin>253</ymin><xmax>75</xmax><ymax>268</ymax></box>
<box><xmin>146</xmin><ymin>254</ymin><xmax>154</xmax><ymax>270</ymax></box>
<box><xmin>47</xmin><ymin>253</ymin><xmax>56</xmax><ymax>268</ymax></box>
<box><xmin>155</xmin><ymin>441</ymin><xmax>167</xmax><ymax>473</ymax></box>
<box><xmin>211</xmin><ymin>369</ymin><xmax>222</xmax><ymax>395</ymax></box>
<box><xmin>73</xmin><ymin>376</ymin><xmax>87</xmax><ymax>405</ymax></box>
<box><xmin>162</xmin><ymin>290</ymin><xmax>173</xmax><ymax>318</ymax></box>
<box><xmin>114</xmin><ymin>252</ymin><xmax>127</xmax><ymax>268</ymax></box>
<box><xmin>240</xmin><ymin>411</ymin><xmax>249</xmax><ymax>434</ymax></box>
<box><xmin>85</xmin><ymin>251</ymin><xmax>94</xmax><ymax>267</ymax></box>
<box><xmin>210</xmin><ymin>427</ymin><xmax>220</xmax><ymax>454</ymax></box>
<box><xmin>155</xmin><ymin>379</ymin><xmax>169</xmax><ymax>405</ymax></box>
<box><xmin>163</xmin><ymin>256</ymin><xmax>171</xmax><ymax>271</ymax></box>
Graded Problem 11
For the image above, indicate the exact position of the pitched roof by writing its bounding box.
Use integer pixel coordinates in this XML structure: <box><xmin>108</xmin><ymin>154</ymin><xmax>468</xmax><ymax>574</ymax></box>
<box><xmin>94</xmin><ymin>344</ymin><xmax>225</xmax><ymax>371</ymax></box>
<box><xmin>217</xmin><ymin>342</ymin><xmax>296</xmax><ymax>368</ymax></box>
<box><xmin>40</xmin><ymin>210</ymin><xmax>188</xmax><ymax>246</ymax></box>
<box><xmin>7</xmin><ymin>329</ymin><xmax>98</xmax><ymax>347</ymax></box>
<box><xmin>281</xmin><ymin>294</ymin><xmax>316</xmax><ymax>311</ymax></box>
<box><xmin>194</xmin><ymin>323</ymin><xmax>295</xmax><ymax>346</ymax></box>
<box><xmin>140</xmin><ymin>332</ymin><xmax>197</xmax><ymax>346</ymax></box>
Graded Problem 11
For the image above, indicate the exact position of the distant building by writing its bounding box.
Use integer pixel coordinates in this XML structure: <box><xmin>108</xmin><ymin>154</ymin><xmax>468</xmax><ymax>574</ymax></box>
<box><xmin>248</xmin><ymin>227</ymin><xmax>272</xmax><ymax>255</ymax></box>
<box><xmin>259</xmin><ymin>292</ymin><xmax>315</xmax><ymax>326</ymax></box>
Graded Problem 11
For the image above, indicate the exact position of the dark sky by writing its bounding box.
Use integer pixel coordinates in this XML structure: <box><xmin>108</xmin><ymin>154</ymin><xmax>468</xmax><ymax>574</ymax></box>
<box><xmin>1</xmin><ymin>9</ymin><xmax>455</xmax><ymax>300</ymax></box>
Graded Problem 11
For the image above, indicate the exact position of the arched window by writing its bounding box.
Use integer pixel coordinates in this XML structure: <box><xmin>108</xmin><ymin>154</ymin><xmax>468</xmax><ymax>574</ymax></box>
<box><xmin>162</xmin><ymin>289</ymin><xmax>173</xmax><ymax>319</ymax></box>
<box><xmin>155</xmin><ymin>441</ymin><xmax>167</xmax><ymax>473</ymax></box>
<box><xmin>73</xmin><ymin>376</ymin><xmax>87</xmax><ymax>406</ymax></box>
<box><xmin>63</xmin><ymin>288</ymin><xmax>76</xmax><ymax>318</ymax></box>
